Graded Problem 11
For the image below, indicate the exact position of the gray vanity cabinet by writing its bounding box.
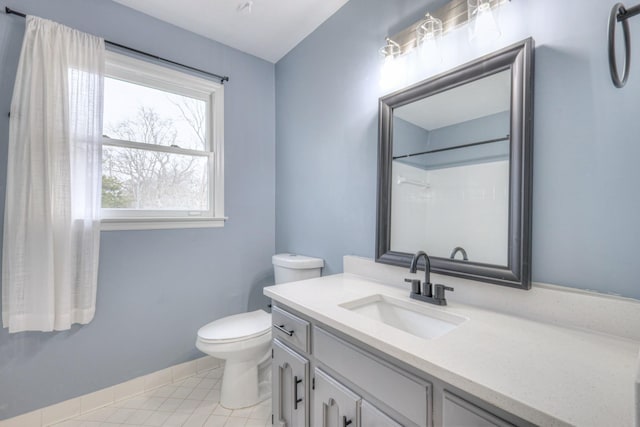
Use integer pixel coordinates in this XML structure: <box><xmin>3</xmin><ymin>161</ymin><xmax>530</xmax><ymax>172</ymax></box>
<box><xmin>273</xmin><ymin>338</ymin><xmax>310</xmax><ymax>427</ymax></box>
<box><xmin>271</xmin><ymin>303</ymin><xmax>530</xmax><ymax>427</ymax></box>
<box><xmin>313</xmin><ymin>368</ymin><xmax>360</xmax><ymax>427</ymax></box>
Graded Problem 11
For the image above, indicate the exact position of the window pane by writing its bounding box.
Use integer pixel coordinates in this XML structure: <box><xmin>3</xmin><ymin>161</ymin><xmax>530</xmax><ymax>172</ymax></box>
<box><xmin>103</xmin><ymin>77</ymin><xmax>207</xmax><ymax>151</ymax></box>
<box><xmin>102</xmin><ymin>146</ymin><xmax>209</xmax><ymax>210</ymax></box>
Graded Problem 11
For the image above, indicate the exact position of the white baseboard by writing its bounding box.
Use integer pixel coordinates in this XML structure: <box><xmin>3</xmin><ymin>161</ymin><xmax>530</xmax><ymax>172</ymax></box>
<box><xmin>0</xmin><ymin>356</ymin><xmax>222</xmax><ymax>427</ymax></box>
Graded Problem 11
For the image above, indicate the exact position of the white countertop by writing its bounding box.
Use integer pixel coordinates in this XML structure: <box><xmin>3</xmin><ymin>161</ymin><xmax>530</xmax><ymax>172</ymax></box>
<box><xmin>264</xmin><ymin>273</ymin><xmax>640</xmax><ymax>427</ymax></box>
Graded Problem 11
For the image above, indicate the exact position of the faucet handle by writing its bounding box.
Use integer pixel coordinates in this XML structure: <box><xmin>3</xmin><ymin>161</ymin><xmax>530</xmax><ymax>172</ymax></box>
<box><xmin>404</xmin><ymin>278</ymin><xmax>421</xmax><ymax>295</ymax></box>
<box><xmin>433</xmin><ymin>284</ymin><xmax>454</xmax><ymax>303</ymax></box>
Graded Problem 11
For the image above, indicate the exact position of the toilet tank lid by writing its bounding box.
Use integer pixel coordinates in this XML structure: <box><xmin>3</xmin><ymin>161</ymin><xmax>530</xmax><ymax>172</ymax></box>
<box><xmin>272</xmin><ymin>253</ymin><xmax>324</xmax><ymax>269</ymax></box>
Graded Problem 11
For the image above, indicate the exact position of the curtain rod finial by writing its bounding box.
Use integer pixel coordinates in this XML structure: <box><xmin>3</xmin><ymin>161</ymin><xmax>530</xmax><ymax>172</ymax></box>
<box><xmin>5</xmin><ymin>7</ymin><xmax>27</xmax><ymax>17</ymax></box>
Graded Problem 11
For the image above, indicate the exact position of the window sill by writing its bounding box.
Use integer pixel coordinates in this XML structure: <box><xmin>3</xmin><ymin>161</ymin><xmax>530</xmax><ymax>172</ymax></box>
<box><xmin>100</xmin><ymin>217</ymin><xmax>227</xmax><ymax>231</ymax></box>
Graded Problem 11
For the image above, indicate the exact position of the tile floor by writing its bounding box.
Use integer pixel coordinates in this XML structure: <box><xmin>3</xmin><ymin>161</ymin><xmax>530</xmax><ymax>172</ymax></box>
<box><xmin>52</xmin><ymin>367</ymin><xmax>271</xmax><ymax>427</ymax></box>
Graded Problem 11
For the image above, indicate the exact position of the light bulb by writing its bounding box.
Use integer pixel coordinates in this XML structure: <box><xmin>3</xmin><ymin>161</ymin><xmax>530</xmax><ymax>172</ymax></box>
<box><xmin>379</xmin><ymin>38</ymin><xmax>404</xmax><ymax>91</ymax></box>
<box><xmin>418</xmin><ymin>34</ymin><xmax>442</xmax><ymax>65</ymax></box>
<box><xmin>469</xmin><ymin>0</ymin><xmax>500</xmax><ymax>41</ymax></box>
<box><xmin>416</xmin><ymin>13</ymin><xmax>443</xmax><ymax>67</ymax></box>
<box><xmin>380</xmin><ymin>55</ymin><xmax>402</xmax><ymax>91</ymax></box>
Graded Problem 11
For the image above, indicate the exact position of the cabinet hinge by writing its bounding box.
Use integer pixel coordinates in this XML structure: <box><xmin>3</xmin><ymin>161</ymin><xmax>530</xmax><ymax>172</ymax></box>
<box><xmin>312</xmin><ymin>377</ymin><xmax>315</xmax><ymax>390</ymax></box>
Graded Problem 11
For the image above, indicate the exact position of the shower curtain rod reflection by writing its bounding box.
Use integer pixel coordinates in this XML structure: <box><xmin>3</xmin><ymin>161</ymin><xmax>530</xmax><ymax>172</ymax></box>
<box><xmin>4</xmin><ymin>7</ymin><xmax>230</xmax><ymax>84</ymax></box>
<box><xmin>392</xmin><ymin>135</ymin><xmax>510</xmax><ymax>160</ymax></box>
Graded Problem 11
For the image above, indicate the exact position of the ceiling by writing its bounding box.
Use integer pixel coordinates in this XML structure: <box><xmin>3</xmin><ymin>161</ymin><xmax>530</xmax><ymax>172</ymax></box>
<box><xmin>113</xmin><ymin>0</ymin><xmax>350</xmax><ymax>63</ymax></box>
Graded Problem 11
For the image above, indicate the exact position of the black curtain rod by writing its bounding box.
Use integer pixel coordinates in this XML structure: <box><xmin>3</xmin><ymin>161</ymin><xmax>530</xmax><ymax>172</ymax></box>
<box><xmin>392</xmin><ymin>135</ymin><xmax>510</xmax><ymax>160</ymax></box>
<box><xmin>4</xmin><ymin>7</ymin><xmax>230</xmax><ymax>84</ymax></box>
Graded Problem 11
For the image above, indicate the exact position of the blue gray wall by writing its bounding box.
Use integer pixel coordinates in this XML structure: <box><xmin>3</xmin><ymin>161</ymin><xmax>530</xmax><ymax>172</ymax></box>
<box><xmin>275</xmin><ymin>0</ymin><xmax>640</xmax><ymax>300</ymax></box>
<box><xmin>0</xmin><ymin>0</ymin><xmax>275</xmax><ymax>419</ymax></box>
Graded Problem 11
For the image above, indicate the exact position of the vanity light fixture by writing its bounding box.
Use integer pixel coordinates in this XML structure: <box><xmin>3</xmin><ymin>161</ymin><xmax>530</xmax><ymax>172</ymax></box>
<box><xmin>378</xmin><ymin>0</ymin><xmax>509</xmax><ymax>91</ymax></box>
<box><xmin>381</xmin><ymin>0</ymin><xmax>509</xmax><ymax>59</ymax></box>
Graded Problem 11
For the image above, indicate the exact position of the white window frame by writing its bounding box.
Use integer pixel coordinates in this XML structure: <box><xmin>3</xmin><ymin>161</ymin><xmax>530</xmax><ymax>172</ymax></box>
<box><xmin>100</xmin><ymin>51</ymin><xmax>225</xmax><ymax>231</ymax></box>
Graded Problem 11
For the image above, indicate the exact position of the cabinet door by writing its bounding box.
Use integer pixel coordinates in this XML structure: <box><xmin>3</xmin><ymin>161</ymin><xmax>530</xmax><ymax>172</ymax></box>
<box><xmin>360</xmin><ymin>400</ymin><xmax>403</xmax><ymax>427</ymax></box>
<box><xmin>313</xmin><ymin>368</ymin><xmax>360</xmax><ymax>427</ymax></box>
<box><xmin>273</xmin><ymin>339</ymin><xmax>309</xmax><ymax>427</ymax></box>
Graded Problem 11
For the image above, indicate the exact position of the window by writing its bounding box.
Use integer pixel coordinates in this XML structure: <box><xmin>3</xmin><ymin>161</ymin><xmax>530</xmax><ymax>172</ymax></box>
<box><xmin>100</xmin><ymin>51</ymin><xmax>224</xmax><ymax>230</ymax></box>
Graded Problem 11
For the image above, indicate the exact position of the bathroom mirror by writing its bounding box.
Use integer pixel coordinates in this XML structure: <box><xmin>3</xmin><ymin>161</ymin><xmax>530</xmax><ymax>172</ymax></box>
<box><xmin>376</xmin><ymin>38</ymin><xmax>534</xmax><ymax>289</ymax></box>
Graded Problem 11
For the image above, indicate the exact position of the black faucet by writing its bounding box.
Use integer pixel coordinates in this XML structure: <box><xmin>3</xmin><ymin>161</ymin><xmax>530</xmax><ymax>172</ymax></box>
<box><xmin>405</xmin><ymin>250</ymin><xmax>454</xmax><ymax>306</ymax></box>
<box><xmin>409</xmin><ymin>251</ymin><xmax>432</xmax><ymax>297</ymax></box>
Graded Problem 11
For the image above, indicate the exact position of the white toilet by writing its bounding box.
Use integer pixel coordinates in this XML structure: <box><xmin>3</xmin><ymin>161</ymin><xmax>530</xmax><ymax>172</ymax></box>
<box><xmin>196</xmin><ymin>253</ymin><xmax>324</xmax><ymax>409</ymax></box>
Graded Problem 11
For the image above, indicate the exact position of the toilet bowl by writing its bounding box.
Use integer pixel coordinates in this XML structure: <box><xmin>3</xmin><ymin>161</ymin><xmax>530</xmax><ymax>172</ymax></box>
<box><xmin>196</xmin><ymin>310</ymin><xmax>272</xmax><ymax>409</ymax></box>
<box><xmin>196</xmin><ymin>253</ymin><xmax>323</xmax><ymax>409</ymax></box>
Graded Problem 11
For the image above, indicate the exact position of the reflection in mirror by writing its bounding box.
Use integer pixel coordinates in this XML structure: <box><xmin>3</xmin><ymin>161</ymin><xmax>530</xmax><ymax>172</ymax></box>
<box><xmin>390</xmin><ymin>70</ymin><xmax>511</xmax><ymax>266</ymax></box>
<box><xmin>376</xmin><ymin>38</ymin><xmax>533</xmax><ymax>289</ymax></box>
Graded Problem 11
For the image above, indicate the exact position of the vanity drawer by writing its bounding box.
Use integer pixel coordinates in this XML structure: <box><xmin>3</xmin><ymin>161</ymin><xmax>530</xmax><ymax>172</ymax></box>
<box><xmin>442</xmin><ymin>392</ymin><xmax>515</xmax><ymax>427</ymax></box>
<box><xmin>313</xmin><ymin>326</ymin><xmax>431</xmax><ymax>426</ymax></box>
<box><xmin>272</xmin><ymin>305</ymin><xmax>310</xmax><ymax>353</ymax></box>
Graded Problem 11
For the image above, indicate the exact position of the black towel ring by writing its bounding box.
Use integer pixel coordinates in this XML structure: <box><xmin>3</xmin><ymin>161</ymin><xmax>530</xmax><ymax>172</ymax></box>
<box><xmin>609</xmin><ymin>3</ymin><xmax>632</xmax><ymax>88</ymax></box>
<box><xmin>607</xmin><ymin>3</ymin><xmax>640</xmax><ymax>88</ymax></box>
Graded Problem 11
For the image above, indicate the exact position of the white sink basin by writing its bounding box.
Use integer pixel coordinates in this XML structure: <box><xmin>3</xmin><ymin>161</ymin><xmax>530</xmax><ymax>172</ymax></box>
<box><xmin>340</xmin><ymin>294</ymin><xmax>466</xmax><ymax>340</ymax></box>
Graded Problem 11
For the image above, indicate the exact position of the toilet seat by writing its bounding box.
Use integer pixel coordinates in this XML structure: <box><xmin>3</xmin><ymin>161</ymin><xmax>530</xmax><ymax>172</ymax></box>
<box><xmin>197</xmin><ymin>309</ymin><xmax>271</xmax><ymax>344</ymax></box>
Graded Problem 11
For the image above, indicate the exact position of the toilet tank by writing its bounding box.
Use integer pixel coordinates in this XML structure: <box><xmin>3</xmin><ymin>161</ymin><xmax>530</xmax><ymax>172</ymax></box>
<box><xmin>272</xmin><ymin>253</ymin><xmax>324</xmax><ymax>284</ymax></box>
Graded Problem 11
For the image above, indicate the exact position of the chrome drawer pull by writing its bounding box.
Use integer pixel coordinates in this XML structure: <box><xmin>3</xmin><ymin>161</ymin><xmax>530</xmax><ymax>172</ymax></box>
<box><xmin>273</xmin><ymin>324</ymin><xmax>294</xmax><ymax>336</ymax></box>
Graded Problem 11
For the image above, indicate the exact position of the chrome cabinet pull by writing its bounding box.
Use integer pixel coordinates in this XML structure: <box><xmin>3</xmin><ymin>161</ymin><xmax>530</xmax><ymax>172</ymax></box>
<box><xmin>273</xmin><ymin>324</ymin><xmax>294</xmax><ymax>336</ymax></box>
<box><xmin>294</xmin><ymin>376</ymin><xmax>303</xmax><ymax>409</ymax></box>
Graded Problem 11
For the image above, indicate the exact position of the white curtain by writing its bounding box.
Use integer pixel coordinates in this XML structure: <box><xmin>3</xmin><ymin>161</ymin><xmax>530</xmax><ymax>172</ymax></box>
<box><xmin>2</xmin><ymin>16</ymin><xmax>104</xmax><ymax>332</ymax></box>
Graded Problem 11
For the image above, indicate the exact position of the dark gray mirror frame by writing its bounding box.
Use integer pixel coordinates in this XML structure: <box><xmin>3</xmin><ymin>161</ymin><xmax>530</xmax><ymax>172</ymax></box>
<box><xmin>376</xmin><ymin>38</ymin><xmax>534</xmax><ymax>290</ymax></box>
